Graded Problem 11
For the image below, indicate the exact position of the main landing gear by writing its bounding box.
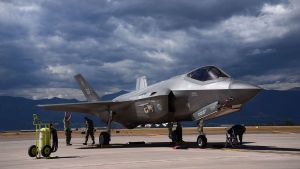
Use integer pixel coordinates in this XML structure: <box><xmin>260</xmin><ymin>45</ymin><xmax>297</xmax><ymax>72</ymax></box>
<box><xmin>197</xmin><ymin>119</ymin><xmax>207</xmax><ymax>148</ymax></box>
<box><xmin>99</xmin><ymin>109</ymin><xmax>112</xmax><ymax>146</ymax></box>
<box><xmin>168</xmin><ymin>122</ymin><xmax>183</xmax><ymax>143</ymax></box>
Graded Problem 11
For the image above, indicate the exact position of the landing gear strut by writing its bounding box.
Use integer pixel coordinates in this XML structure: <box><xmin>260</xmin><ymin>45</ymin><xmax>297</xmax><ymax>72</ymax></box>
<box><xmin>168</xmin><ymin>122</ymin><xmax>183</xmax><ymax>143</ymax></box>
<box><xmin>99</xmin><ymin>108</ymin><xmax>112</xmax><ymax>146</ymax></box>
<box><xmin>197</xmin><ymin>119</ymin><xmax>207</xmax><ymax>148</ymax></box>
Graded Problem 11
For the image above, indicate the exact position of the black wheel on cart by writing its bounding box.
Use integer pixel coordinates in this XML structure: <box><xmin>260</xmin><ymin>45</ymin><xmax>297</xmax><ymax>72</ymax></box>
<box><xmin>28</xmin><ymin>145</ymin><xmax>38</xmax><ymax>157</ymax></box>
<box><xmin>41</xmin><ymin>145</ymin><xmax>52</xmax><ymax>157</ymax></box>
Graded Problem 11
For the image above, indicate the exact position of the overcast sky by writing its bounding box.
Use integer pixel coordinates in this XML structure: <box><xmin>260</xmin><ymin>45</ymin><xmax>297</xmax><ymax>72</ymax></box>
<box><xmin>0</xmin><ymin>0</ymin><xmax>299</xmax><ymax>100</ymax></box>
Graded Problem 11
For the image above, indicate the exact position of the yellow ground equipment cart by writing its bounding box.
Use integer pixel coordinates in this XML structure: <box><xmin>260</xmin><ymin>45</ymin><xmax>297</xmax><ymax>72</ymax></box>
<box><xmin>28</xmin><ymin>114</ymin><xmax>52</xmax><ymax>158</ymax></box>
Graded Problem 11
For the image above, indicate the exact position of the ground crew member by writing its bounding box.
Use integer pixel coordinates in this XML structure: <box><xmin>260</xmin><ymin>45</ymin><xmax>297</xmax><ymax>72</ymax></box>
<box><xmin>83</xmin><ymin>117</ymin><xmax>95</xmax><ymax>145</ymax></box>
<box><xmin>63</xmin><ymin>112</ymin><xmax>72</xmax><ymax>146</ymax></box>
<box><xmin>175</xmin><ymin>122</ymin><xmax>183</xmax><ymax>142</ymax></box>
<box><xmin>50</xmin><ymin>123</ymin><xmax>58</xmax><ymax>152</ymax></box>
<box><xmin>227</xmin><ymin>124</ymin><xmax>246</xmax><ymax>144</ymax></box>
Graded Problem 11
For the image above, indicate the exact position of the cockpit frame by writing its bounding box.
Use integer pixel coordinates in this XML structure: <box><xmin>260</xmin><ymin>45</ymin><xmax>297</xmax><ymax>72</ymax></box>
<box><xmin>186</xmin><ymin>66</ymin><xmax>230</xmax><ymax>82</ymax></box>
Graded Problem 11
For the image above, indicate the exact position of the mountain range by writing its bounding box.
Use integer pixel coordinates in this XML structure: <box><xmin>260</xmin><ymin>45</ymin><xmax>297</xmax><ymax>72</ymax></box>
<box><xmin>0</xmin><ymin>89</ymin><xmax>299</xmax><ymax>131</ymax></box>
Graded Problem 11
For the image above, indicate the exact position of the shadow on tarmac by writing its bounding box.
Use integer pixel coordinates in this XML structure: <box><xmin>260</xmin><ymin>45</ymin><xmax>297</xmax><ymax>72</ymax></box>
<box><xmin>76</xmin><ymin>141</ymin><xmax>250</xmax><ymax>149</ymax></box>
<box><xmin>48</xmin><ymin>156</ymin><xmax>81</xmax><ymax>159</ymax></box>
<box><xmin>76</xmin><ymin>141</ymin><xmax>300</xmax><ymax>154</ymax></box>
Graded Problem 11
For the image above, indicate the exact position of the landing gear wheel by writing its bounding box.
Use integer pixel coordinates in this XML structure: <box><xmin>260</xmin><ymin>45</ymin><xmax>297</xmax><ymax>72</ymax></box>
<box><xmin>99</xmin><ymin>132</ymin><xmax>110</xmax><ymax>145</ymax></box>
<box><xmin>197</xmin><ymin>135</ymin><xmax>207</xmax><ymax>148</ymax></box>
<box><xmin>28</xmin><ymin>145</ymin><xmax>38</xmax><ymax>157</ymax></box>
<box><xmin>41</xmin><ymin>145</ymin><xmax>52</xmax><ymax>157</ymax></box>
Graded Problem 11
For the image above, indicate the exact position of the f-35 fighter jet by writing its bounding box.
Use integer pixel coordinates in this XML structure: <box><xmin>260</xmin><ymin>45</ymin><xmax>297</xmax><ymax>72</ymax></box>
<box><xmin>39</xmin><ymin>66</ymin><xmax>261</xmax><ymax>148</ymax></box>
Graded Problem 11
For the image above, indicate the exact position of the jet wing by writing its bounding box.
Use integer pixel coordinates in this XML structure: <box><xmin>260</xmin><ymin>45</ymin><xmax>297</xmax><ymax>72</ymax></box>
<box><xmin>37</xmin><ymin>101</ymin><xmax>132</xmax><ymax>114</ymax></box>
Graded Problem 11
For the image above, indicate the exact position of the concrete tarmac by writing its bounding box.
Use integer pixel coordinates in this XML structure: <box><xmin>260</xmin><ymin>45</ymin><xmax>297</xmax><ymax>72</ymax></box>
<box><xmin>1</xmin><ymin>133</ymin><xmax>300</xmax><ymax>169</ymax></box>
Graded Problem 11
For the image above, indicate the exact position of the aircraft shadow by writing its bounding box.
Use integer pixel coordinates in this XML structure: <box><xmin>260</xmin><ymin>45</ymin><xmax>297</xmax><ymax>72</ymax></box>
<box><xmin>48</xmin><ymin>156</ymin><xmax>81</xmax><ymax>159</ymax></box>
<box><xmin>76</xmin><ymin>141</ymin><xmax>300</xmax><ymax>154</ymax></box>
<box><xmin>76</xmin><ymin>141</ymin><xmax>253</xmax><ymax>149</ymax></box>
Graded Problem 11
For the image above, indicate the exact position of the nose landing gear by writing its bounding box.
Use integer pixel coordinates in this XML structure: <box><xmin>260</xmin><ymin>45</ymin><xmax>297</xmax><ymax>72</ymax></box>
<box><xmin>197</xmin><ymin>119</ymin><xmax>207</xmax><ymax>148</ymax></box>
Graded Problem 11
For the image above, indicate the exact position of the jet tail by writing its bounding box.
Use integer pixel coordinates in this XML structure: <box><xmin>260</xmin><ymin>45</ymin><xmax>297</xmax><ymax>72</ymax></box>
<box><xmin>136</xmin><ymin>76</ymin><xmax>147</xmax><ymax>91</ymax></box>
<box><xmin>74</xmin><ymin>74</ymin><xmax>100</xmax><ymax>102</ymax></box>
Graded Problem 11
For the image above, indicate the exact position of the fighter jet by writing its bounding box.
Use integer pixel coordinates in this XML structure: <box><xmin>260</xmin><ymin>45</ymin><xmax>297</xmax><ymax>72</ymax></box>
<box><xmin>39</xmin><ymin>65</ymin><xmax>261</xmax><ymax>148</ymax></box>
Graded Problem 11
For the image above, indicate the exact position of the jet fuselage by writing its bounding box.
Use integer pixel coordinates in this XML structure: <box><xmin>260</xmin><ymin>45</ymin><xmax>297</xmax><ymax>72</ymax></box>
<box><xmin>102</xmin><ymin>66</ymin><xmax>261</xmax><ymax>128</ymax></box>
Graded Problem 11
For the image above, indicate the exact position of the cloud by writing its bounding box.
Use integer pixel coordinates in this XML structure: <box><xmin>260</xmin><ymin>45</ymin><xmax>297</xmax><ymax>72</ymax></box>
<box><xmin>197</xmin><ymin>1</ymin><xmax>299</xmax><ymax>43</ymax></box>
<box><xmin>144</xmin><ymin>51</ymin><xmax>174</xmax><ymax>63</ymax></box>
<box><xmin>260</xmin><ymin>82</ymin><xmax>300</xmax><ymax>90</ymax></box>
<box><xmin>0</xmin><ymin>0</ymin><xmax>300</xmax><ymax>99</ymax></box>
<box><xmin>242</xmin><ymin>69</ymin><xmax>300</xmax><ymax>90</ymax></box>
<box><xmin>261</xmin><ymin>3</ymin><xmax>290</xmax><ymax>15</ymax></box>
<box><xmin>46</xmin><ymin>65</ymin><xmax>75</xmax><ymax>79</ymax></box>
<box><xmin>247</xmin><ymin>48</ymin><xmax>275</xmax><ymax>56</ymax></box>
<box><xmin>0</xmin><ymin>88</ymin><xmax>86</xmax><ymax>100</ymax></box>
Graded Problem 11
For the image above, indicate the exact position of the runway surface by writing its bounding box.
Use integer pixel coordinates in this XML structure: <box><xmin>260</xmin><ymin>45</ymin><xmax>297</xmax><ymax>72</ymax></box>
<box><xmin>1</xmin><ymin>133</ymin><xmax>300</xmax><ymax>169</ymax></box>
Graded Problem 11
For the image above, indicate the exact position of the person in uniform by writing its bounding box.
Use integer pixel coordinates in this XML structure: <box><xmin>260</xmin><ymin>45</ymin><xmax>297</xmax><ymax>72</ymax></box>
<box><xmin>63</xmin><ymin>112</ymin><xmax>72</xmax><ymax>146</ymax></box>
<box><xmin>83</xmin><ymin>117</ymin><xmax>95</xmax><ymax>145</ymax></box>
<box><xmin>227</xmin><ymin>124</ymin><xmax>246</xmax><ymax>144</ymax></box>
<box><xmin>50</xmin><ymin>123</ymin><xmax>58</xmax><ymax>152</ymax></box>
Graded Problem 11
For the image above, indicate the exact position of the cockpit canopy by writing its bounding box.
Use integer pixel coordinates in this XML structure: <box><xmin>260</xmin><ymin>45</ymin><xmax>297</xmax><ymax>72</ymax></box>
<box><xmin>187</xmin><ymin>66</ymin><xmax>229</xmax><ymax>81</ymax></box>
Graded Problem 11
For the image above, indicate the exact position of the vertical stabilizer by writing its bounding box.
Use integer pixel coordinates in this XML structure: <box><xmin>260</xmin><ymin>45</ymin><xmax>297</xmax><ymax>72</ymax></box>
<box><xmin>74</xmin><ymin>74</ymin><xmax>100</xmax><ymax>102</ymax></box>
<box><xmin>136</xmin><ymin>76</ymin><xmax>148</xmax><ymax>91</ymax></box>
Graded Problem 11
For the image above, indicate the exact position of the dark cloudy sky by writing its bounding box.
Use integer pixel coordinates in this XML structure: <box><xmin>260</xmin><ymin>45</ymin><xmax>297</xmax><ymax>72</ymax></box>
<box><xmin>0</xmin><ymin>0</ymin><xmax>299</xmax><ymax>100</ymax></box>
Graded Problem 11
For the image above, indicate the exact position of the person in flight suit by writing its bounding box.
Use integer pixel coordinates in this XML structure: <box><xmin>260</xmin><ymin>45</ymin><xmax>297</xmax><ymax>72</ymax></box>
<box><xmin>83</xmin><ymin>117</ymin><xmax>95</xmax><ymax>145</ymax></box>
<box><xmin>63</xmin><ymin>112</ymin><xmax>72</xmax><ymax>146</ymax></box>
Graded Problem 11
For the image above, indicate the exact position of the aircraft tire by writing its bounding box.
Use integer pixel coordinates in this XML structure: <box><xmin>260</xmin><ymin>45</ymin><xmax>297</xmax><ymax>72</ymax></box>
<box><xmin>99</xmin><ymin>132</ymin><xmax>110</xmax><ymax>145</ymax></box>
<box><xmin>41</xmin><ymin>145</ymin><xmax>52</xmax><ymax>157</ymax></box>
<box><xmin>197</xmin><ymin>135</ymin><xmax>207</xmax><ymax>148</ymax></box>
<box><xmin>28</xmin><ymin>145</ymin><xmax>38</xmax><ymax>157</ymax></box>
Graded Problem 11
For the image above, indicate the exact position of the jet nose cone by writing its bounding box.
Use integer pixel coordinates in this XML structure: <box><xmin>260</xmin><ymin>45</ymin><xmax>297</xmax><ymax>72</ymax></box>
<box><xmin>229</xmin><ymin>81</ymin><xmax>262</xmax><ymax>105</ymax></box>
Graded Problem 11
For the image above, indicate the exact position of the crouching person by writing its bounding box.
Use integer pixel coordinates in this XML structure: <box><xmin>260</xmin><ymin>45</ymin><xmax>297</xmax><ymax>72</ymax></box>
<box><xmin>227</xmin><ymin>124</ymin><xmax>246</xmax><ymax>145</ymax></box>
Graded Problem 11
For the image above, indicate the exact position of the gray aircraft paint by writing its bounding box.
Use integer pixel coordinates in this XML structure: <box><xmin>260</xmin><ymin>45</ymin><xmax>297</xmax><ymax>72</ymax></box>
<box><xmin>39</xmin><ymin>66</ymin><xmax>261</xmax><ymax>129</ymax></box>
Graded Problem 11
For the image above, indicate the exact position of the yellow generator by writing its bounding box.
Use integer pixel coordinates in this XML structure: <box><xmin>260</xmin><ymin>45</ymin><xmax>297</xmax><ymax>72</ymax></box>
<box><xmin>28</xmin><ymin>114</ymin><xmax>52</xmax><ymax>158</ymax></box>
